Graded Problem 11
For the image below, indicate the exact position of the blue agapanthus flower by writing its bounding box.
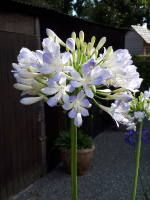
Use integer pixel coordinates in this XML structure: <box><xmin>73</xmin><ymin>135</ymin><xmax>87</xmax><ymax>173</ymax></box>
<box><xmin>125</xmin><ymin>129</ymin><xmax>150</xmax><ymax>146</ymax></box>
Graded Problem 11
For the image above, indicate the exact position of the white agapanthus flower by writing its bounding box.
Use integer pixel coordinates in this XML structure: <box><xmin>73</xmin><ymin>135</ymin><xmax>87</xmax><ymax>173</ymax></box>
<box><xmin>134</xmin><ymin>111</ymin><xmax>145</xmax><ymax>122</ymax></box>
<box><xmin>62</xmin><ymin>90</ymin><xmax>89</xmax><ymax>127</ymax></box>
<box><xmin>41</xmin><ymin>76</ymin><xmax>74</xmax><ymax>107</ymax></box>
<box><xmin>12</xmin><ymin>28</ymin><xmax>142</xmax><ymax>127</ymax></box>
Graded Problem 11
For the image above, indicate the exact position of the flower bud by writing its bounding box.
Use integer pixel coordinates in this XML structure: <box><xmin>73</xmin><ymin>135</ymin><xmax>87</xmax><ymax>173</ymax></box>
<box><xmin>31</xmin><ymin>79</ymin><xmax>45</xmax><ymax>90</ymax></box>
<box><xmin>20</xmin><ymin>96</ymin><xmax>44</xmax><ymax>105</ymax></box>
<box><xmin>83</xmin><ymin>42</ymin><xmax>87</xmax><ymax>48</ymax></box>
<box><xmin>105</xmin><ymin>46</ymin><xmax>112</xmax><ymax>57</ymax></box>
<box><xmin>72</xmin><ymin>52</ymin><xmax>76</xmax><ymax>63</ymax></box>
<box><xmin>71</xmin><ymin>32</ymin><xmax>76</xmax><ymax>41</ymax></box>
<box><xmin>95</xmin><ymin>49</ymin><xmax>98</xmax><ymax>58</ymax></box>
<box><xmin>91</xmin><ymin>85</ymin><xmax>96</xmax><ymax>93</ymax></box>
<box><xmin>87</xmin><ymin>42</ymin><xmax>93</xmax><ymax>57</ymax></box>
<box><xmin>91</xmin><ymin>36</ymin><xmax>96</xmax><ymax>46</ymax></box>
<box><xmin>96</xmin><ymin>37</ymin><xmax>106</xmax><ymax>50</ymax></box>
<box><xmin>66</xmin><ymin>38</ymin><xmax>75</xmax><ymax>52</ymax></box>
<box><xmin>76</xmin><ymin>38</ymin><xmax>80</xmax><ymax>49</ymax></box>
<box><xmin>46</xmin><ymin>28</ymin><xmax>66</xmax><ymax>47</ymax></box>
<box><xmin>82</xmin><ymin>45</ymin><xmax>86</xmax><ymax>54</ymax></box>
<box><xmin>14</xmin><ymin>83</ymin><xmax>33</xmax><ymax>90</ymax></box>
<box><xmin>46</xmin><ymin>28</ymin><xmax>55</xmax><ymax>38</ymax></box>
<box><xmin>79</xmin><ymin>31</ymin><xmax>84</xmax><ymax>45</ymax></box>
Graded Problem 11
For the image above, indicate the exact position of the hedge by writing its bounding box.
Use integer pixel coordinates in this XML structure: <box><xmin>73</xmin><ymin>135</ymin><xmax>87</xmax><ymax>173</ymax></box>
<box><xmin>132</xmin><ymin>55</ymin><xmax>150</xmax><ymax>92</ymax></box>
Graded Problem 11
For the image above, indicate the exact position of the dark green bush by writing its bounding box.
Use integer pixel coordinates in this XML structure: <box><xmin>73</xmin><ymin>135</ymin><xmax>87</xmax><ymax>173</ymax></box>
<box><xmin>54</xmin><ymin>130</ymin><xmax>93</xmax><ymax>152</ymax></box>
<box><xmin>132</xmin><ymin>55</ymin><xmax>150</xmax><ymax>93</ymax></box>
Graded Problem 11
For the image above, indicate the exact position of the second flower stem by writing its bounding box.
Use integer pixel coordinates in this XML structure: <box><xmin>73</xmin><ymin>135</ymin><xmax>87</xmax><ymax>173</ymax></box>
<box><xmin>132</xmin><ymin>120</ymin><xmax>143</xmax><ymax>200</ymax></box>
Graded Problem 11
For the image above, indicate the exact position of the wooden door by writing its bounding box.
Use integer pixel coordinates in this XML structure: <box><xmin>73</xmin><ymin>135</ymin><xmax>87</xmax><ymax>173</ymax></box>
<box><xmin>0</xmin><ymin>31</ymin><xmax>45</xmax><ymax>200</ymax></box>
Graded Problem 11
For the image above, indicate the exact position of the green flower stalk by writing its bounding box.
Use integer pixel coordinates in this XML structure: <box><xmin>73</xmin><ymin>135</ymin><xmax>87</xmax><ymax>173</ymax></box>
<box><xmin>132</xmin><ymin>120</ymin><xmax>143</xmax><ymax>200</ymax></box>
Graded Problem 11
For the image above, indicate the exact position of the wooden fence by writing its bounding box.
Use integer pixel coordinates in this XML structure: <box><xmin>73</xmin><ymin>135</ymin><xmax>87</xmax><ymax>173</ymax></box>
<box><xmin>0</xmin><ymin>31</ymin><xmax>43</xmax><ymax>200</ymax></box>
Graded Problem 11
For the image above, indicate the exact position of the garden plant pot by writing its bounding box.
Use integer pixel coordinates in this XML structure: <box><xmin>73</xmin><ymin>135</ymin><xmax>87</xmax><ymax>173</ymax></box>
<box><xmin>114</xmin><ymin>122</ymin><xmax>128</xmax><ymax>132</ymax></box>
<box><xmin>61</xmin><ymin>145</ymin><xmax>95</xmax><ymax>175</ymax></box>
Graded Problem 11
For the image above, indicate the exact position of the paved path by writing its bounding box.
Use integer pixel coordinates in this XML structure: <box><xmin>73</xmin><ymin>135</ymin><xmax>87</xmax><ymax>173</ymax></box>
<box><xmin>10</xmin><ymin>120</ymin><xmax>150</xmax><ymax>200</ymax></box>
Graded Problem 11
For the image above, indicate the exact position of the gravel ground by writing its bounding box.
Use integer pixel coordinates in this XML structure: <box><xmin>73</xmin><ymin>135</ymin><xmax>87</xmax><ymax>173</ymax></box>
<box><xmin>10</xmin><ymin>119</ymin><xmax>150</xmax><ymax>200</ymax></box>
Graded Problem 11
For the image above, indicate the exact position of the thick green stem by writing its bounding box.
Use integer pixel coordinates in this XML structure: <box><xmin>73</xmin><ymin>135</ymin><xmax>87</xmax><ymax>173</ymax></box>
<box><xmin>71</xmin><ymin>118</ymin><xmax>77</xmax><ymax>200</ymax></box>
<box><xmin>132</xmin><ymin>120</ymin><xmax>143</xmax><ymax>200</ymax></box>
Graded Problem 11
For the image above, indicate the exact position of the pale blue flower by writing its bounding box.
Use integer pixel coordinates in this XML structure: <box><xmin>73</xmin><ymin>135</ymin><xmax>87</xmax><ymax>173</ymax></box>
<box><xmin>66</xmin><ymin>38</ymin><xmax>75</xmax><ymax>52</ymax></box>
<box><xmin>134</xmin><ymin>111</ymin><xmax>145</xmax><ymax>122</ymax></box>
<box><xmin>41</xmin><ymin>76</ymin><xmax>74</xmax><ymax>107</ymax></box>
<box><xmin>70</xmin><ymin>62</ymin><xmax>107</xmax><ymax>98</ymax></box>
<box><xmin>62</xmin><ymin>90</ymin><xmax>89</xmax><ymax>127</ymax></box>
<box><xmin>144</xmin><ymin>88</ymin><xmax>150</xmax><ymax>100</ymax></box>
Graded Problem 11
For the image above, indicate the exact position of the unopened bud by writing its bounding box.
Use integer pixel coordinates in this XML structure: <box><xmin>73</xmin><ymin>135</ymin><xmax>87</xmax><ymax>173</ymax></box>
<box><xmin>113</xmin><ymin>88</ymin><xmax>126</xmax><ymax>93</ymax></box>
<box><xmin>66</xmin><ymin>38</ymin><xmax>75</xmax><ymax>52</ymax></box>
<box><xmin>87</xmin><ymin>42</ymin><xmax>93</xmax><ymax>57</ymax></box>
<box><xmin>95</xmin><ymin>49</ymin><xmax>98</xmax><ymax>58</ymax></box>
<box><xmin>105</xmin><ymin>46</ymin><xmax>112</xmax><ymax>57</ymax></box>
<box><xmin>96</xmin><ymin>37</ymin><xmax>106</xmax><ymax>50</ymax></box>
<box><xmin>42</xmin><ymin>42</ymin><xmax>44</xmax><ymax>48</ymax></box>
<box><xmin>46</xmin><ymin>28</ymin><xmax>66</xmax><ymax>47</ymax></box>
<box><xmin>72</xmin><ymin>52</ymin><xmax>76</xmax><ymax>63</ymax></box>
<box><xmin>91</xmin><ymin>36</ymin><xmax>96</xmax><ymax>46</ymax></box>
<box><xmin>71</xmin><ymin>32</ymin><xmax>76</xmax><ymax>41</ymax></box>
<box><xmin>91</xmin><ymin>85</ymin><xmax>96</xmax><ymax>93</ymax></box>
<box><xmin>46</xmin><ymin>29</ymin><xmax>56</xmax><ymax>38</ymax></box>
<box><xmin>76</xmin><ymin>38</ymin><xmax>80</xmax><ymax>49</ymax></box>
<box><xmin>83</xmin><ymin>42</ymin><xmax>87</xmax><ymax>48</ymax></box>
<box><xmin>79</xmin><ymin>31</ymin><xmax>84</xmax><ymax>45</ymax></box>
<box><xmin>83</xmin><ymin>45</ymin><xmax>86</xmax><ymax>54</ymax></box>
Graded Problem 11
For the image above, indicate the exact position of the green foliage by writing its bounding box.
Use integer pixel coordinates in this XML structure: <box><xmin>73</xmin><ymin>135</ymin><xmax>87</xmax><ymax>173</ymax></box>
<box><xmin>16</xmin><ymin>0</ymin><xmax>74</xmax><ymax>14</ymax></box>
<box><xmin>132</xmin><ymin>55</ymin><xmax>150</xmax><ymax>92</ymax></box>
<box><xmin>73</xmin><ymin>0</ymin><xmax>150</xmax><ymax>28</ymax></box>
<box><xmin>54</xmin><ymin>130</ymin><xmax>93</xmax><ymax>152</ymax></box>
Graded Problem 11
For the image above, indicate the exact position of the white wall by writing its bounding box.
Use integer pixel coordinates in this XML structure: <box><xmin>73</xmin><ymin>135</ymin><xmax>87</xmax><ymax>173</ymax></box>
<box><xmin>125</xmin><ymin>27</ymin><xmax>144</xmax><ymax>55</ymax></box>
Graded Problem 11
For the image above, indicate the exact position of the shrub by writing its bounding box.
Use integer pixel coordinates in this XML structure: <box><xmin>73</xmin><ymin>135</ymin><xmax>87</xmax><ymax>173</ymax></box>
<box><xmin>132</xmin><ymin>55</ymin><xmax>150</xmax><ymax>92</ymax></box>
<box><xmin>54</xmin><ymin>130</ymin><xmax>93</xmax><ymax>152</ymax></box>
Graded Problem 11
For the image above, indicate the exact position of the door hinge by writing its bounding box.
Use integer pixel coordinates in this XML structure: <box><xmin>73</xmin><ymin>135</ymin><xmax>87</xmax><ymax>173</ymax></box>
<box><xmin>39</xmin><ymin>136</ymin><xmax>47</xmax><ymax>142</ymax></box>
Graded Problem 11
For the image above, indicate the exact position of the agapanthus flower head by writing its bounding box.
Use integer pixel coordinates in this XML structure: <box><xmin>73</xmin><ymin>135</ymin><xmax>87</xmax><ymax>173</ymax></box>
<box><xmin>12</xmin><ymin>28</ymin><xmax>142</xmax><ymax>127</ymax></box>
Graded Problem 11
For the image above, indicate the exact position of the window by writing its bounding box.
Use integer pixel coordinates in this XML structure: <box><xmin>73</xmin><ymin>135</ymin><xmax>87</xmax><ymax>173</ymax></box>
<box><xmin>146</xmin><ymin>48</ymin><xmax>150</xmax><ymax>55</ymax></box>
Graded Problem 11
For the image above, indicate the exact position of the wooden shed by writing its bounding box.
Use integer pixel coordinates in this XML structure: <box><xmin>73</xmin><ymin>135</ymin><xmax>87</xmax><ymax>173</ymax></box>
<box><xmin>125</xmin><ymin>25</ymin><xmax>150</xmax><ymax>55</ymax></box>
<box><xmin>0</xmin><ymin>1</ymin><xmax>127</xmax><ymax>199</ymax></box>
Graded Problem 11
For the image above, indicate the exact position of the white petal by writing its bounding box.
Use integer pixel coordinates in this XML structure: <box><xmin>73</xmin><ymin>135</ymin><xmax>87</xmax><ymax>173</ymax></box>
<box><xmin>18</xmin><ymin>71</ymin><xmax>41</xmax><ymax>78</ymax></box>
<box><xmin>63</xmin><ymin>92</ymin><xmax>70</xmax><ymax>104</ymax></box>
<box><xmin>62</xmin><ymin>103</ymin><xmax>73</xmax><ymax>111</ymax></box>
<box><xmin>79</xmin><ymin>106</ymin><xmax>89</xmax><ymax>116</ymax></box>
<box><xmin>84</xmin><ymin>85</ymin><xmax>94</xmax><ymax>98</ymax></box>
<box><xmin>70</xmin><ymin>70</ymin><xmax>81</xmax><ymax>81</ymax></box>
<box><xmin>41</xmin><ymin>87</ymin><xmax>59</xmax><ymax>95</ymax></box>
<box><xmin>68</xmin><ymin>108</ymin><xmax>77</xmax><ymax>118</ymax></box>
<box><xmin>20</xmin><ymin>96</ymin><xmax>44</xmax><ymax>105</ymax></box>
<box><xmin>14</xmin><ymin>83</ymin><xmax>33</xmax><ymax>90</ymax></box>
<box><xmin>77</xmin><ymin>90</ymin><xmax>84</xmax><ymax>101</ymax></box>
<box><xmin>59</xmin><ymin>77</ymin><xmax>66</xmax><ymax>87</ymax></box>
<box><xmin>47</xmin><ymin>95</ymin><xmax>59</xmax><ymax>107</ymax></box>
<box><xmin>71</xmin><ymin>80</ymin><xmax>82</xmax><ymax>88</ymax></box>
<box><xmin>74</xmin><ymin>113</ymin><xmax>82</xmax><ymax>127</ymax></box>
<box><xmin>62</xmin><ymin>52</ymin><xmax>71</xmax><ymax>64</ymax></box>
